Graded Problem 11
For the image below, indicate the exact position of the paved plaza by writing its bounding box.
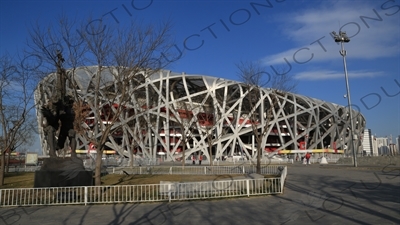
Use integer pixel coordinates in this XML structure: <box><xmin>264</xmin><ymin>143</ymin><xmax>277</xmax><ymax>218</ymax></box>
<box><xmin>1</xmin><ymin>163</ymin><xmax>399</xmax><ymax>225</ymax></box>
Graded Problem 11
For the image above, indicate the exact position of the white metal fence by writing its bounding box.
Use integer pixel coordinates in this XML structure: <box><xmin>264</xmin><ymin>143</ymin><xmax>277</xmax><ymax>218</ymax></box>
<box><xmin>110</xmin><ymin>165</ymin><xmax>284</xmax><ymax>175</ymax></box>
<box><xmin>308</xmin><ymin>158</ymin><xmax>339</xmax><ymax>164</ymax></box>
<box><xmin>0</xmin><ymin>166</ymin><xmax>287</xmax><ymax>207</ymax></box>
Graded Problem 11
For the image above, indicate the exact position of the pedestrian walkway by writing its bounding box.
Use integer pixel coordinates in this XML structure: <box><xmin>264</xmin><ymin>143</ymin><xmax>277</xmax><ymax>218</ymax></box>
<box><xmin>1</xmin><ymin>164</ymin><xmax>399</xmax><ymax>225</ymax></box>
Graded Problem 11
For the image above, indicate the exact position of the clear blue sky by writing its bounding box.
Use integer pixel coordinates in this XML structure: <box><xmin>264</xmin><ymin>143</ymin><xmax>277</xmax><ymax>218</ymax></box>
<box><xmin>1</xmin><ymin>0</ymin><xmax>399</xmax><ymax>152</ymax></box>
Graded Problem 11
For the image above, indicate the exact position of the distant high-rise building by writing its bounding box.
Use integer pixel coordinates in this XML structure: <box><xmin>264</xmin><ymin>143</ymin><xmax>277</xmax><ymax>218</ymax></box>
<box><xmin>396</xmin><ymin>136</ymin><xmax>400</xmax><ymax>155</ymax></box>
<box><xmin>375</xmin><ymin>137</ymin><xmax>389</xmax><ymax>155</ymax></box>
<box><xmin>362</xmin><ymin>129</ymin><xmax>373</xmax><ymax>156</ymax></box>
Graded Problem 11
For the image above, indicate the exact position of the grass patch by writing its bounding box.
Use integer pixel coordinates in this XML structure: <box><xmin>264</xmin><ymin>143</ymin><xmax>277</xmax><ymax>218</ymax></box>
<box><xmin>1</xmin><ymin>173</ymin><xmax>36</xmax><ymax>189</ymax></box>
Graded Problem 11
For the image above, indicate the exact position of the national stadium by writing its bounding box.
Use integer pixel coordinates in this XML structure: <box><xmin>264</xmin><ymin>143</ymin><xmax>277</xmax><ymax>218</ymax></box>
<box><xmin>34</xmin><ymin>67</ymin><xmax>366</xmax><ymax>162</ymax></box>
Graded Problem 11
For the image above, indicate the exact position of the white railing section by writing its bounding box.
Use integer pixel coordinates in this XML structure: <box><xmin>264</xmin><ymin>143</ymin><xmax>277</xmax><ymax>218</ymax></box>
<box><xmin>7</xmin><ymin>166</ymin><xmax>40</xmax><ymax>173</ymax></box>
<box><xmin>110</xmin><ymin>165</ymin><xmax>283</xmax><ymax>175</ymax></box>
<box><xmin>280</xmin><ymin>166</ymin><xmax>287</xmax><ymax>191</ymax></box>
<box><xmin>166</xmin><ymin>178</ymin><xmax>282</xmax><ymax>201</ymax></box>
<box><xmin>0</xmin><ymin>166</ymin><xmax>286</xmax><ymax>207</ymax></box>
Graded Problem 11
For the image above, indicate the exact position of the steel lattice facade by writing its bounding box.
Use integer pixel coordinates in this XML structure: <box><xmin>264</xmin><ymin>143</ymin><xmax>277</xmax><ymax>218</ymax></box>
<box><xmin>35</xmin><ymin>67</ymin><xmax>366</xmax><ymax>161</ymax></box>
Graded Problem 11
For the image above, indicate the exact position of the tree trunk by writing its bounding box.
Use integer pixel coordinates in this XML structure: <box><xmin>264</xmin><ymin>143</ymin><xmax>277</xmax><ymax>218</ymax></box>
<box><xmin>209</xmin><ymin>145</ymin><xmax>213</xmax><ymax>166</ymax></box>
<box><xmin>130</xmin><ymin>149</ymin><xmax>134</xmax><ymax>167</ymax></box>
<box><xmin>0</xmin><ymin>153</ymin><xmax>5</xmax><ymax>186</ymax></box>
<box><xmin>94</xmin><ymin>150</ymin><xmax>103</xmax><ymax>186</ymax></box>
<box><xmin>181</xmin><ymin>141</ymin><xmax>186</xmax><ymax>168</ymax></box>
<box><xmin>256</xmin><ymin>146</ymin><xmax>261</xmax><ymax>174</ymax></box>
<box><xmin>6</xmin><ymin>151</ymin><xmax>11</xmax><ymax>173</ymax></box>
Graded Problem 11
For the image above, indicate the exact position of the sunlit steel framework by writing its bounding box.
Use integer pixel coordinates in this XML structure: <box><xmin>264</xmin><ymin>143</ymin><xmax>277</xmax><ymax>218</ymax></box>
<box><xmin>34</xmin><ymin>67</ymin><xmax>365</xmax><ymax>161</ymax></box>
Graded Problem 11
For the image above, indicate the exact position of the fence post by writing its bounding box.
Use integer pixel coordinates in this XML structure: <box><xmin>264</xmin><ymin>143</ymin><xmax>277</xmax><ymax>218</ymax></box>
<box><xmin>113</xmin><ymin>167</ymin><xmax>115</xmax><ymax>174</ymax></box>
<box><xmin>204</xmin><ymin>167</ymin><xmax>207</xmax><ymax>175</ymax></box>
<box><xmin>84</xmin><ymin>187</ymin><xmax>88</xmax><ymax>206</ymax></box>
<box><xmin>246</xmin><ymin>180</ymin><xmax>250</xmax><ymax>197</ymax></box>
<box><xmin>140</xmin><ymin>167</ymin><xmax>142</xmax><ymax>174</ymax></box>
<box><xmin>280</xmin><ymin>166</ymin><xmax>287</xmax><ymax>193</ymax></box>
<box><xmin>0</xmin><ymin>190</ymin><xmax>2</xmax><ymax>206</ymax></box>
<box><xmin>242</xmin><ymin>166</ymin><xmax>245</xmax><ymax>174</ymax></box>
<box><xmin>169</xmin><ymin>167</ymin><xmax>172</xmax><ymax>175</ymax></box>
<box><xmin>168</xmin><ymin>184</ymin><xmax>172</xmax><ymax>203</ymax></box>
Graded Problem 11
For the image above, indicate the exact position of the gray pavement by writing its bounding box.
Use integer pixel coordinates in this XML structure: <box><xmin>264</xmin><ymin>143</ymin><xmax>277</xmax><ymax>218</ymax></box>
<box><xmin>1</xmin><ymin>163</ymin><xmax>399</xmax><ymax>225</ymax></box>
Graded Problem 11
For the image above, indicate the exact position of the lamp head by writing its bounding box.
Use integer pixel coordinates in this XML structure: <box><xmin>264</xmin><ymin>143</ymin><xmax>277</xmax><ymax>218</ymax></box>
<box><xmin>332</xmin><ymin>31</ymin><xmax>350</xmax><ymax>43</ymax></box>
<box><xmin>340</xmin><ymin>31</ymin><xmax>350</xmax><ymax>42</ymax></box>
<box><xmin>332</xmin><ymin>31</ymin><xmax>341</xmax><ymax>42</ymax></box>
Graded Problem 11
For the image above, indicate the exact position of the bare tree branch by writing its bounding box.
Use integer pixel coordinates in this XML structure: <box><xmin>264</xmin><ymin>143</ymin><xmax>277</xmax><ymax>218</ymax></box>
<box><xmin>0</xmin><ymin>54</ymin><xmax>36</xmax><ymax>185</ymax></box>
<box><xmin>236</xmin><ymin>60</ymin><xmax>296</xmax><ymax>173</ymax></box>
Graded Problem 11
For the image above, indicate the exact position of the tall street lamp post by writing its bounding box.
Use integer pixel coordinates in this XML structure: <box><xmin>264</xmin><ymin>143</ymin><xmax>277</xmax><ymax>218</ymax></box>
<box><xmin>332</xmin><ymin>30</ymin><xmax>358</xmax><ymax>167</ymax></box>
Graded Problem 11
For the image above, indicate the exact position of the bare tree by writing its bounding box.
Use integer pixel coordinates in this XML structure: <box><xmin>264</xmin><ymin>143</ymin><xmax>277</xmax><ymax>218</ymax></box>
<box><xmin>194</xmin><ymin>95</ymin><xmax>226</xmax><ymax>167</ymax></box>
<box><xmin>27</xmin><ymin>17</ymin><xmax>88</xmax><ymax>158</ymax></box>
<box><xmin>197</xmin><ymin>108</ymin><xmax>215</xmax><ymax>166</ymax></box>
<box><xmin>166</xmin><ymin>81</ymin><xmax>230</xmax><ymax>167</ymax></box>
<box><xmin>77</xmin><ymin>19</ymin><xmax>176</xmax><ymax>185</ymax></box>
<box><xmin>236</xmin><ymin>61</ymin><xmax>296</xmax><ymax>173</ymax></box>
<box><xmin>167</xmin><ymin>100</ymin><xmax>197</xmax><ymax>168</ymax></box>
<box><xmin>27</xmin><ymin>15</ymin><xmax>177</xmax><ymax>185</ymax></box>
<box><xmin>0</xmin><ymin>54</ymin><xmax>36</xmax><ymax>185</ymax></box>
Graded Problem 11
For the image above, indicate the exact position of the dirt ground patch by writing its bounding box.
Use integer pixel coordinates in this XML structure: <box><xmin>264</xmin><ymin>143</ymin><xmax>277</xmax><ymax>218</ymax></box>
<box><xmin>1</xmin><ymin>172</ymin><xmax>278</xmax><ymax>189</ymax></box>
